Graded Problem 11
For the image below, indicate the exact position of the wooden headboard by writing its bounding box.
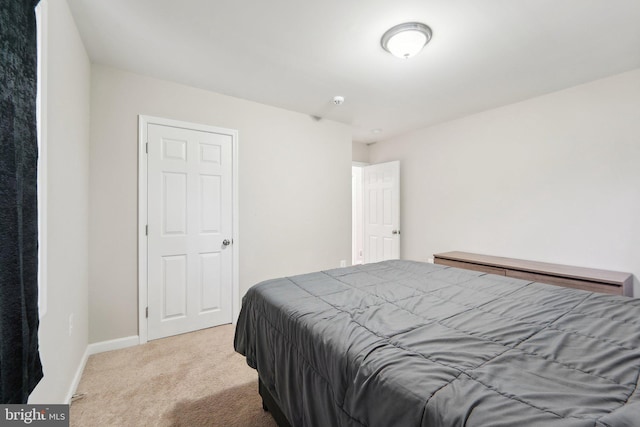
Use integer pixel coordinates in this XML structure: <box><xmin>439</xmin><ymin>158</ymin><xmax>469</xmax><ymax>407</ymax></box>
<box><xmin>433</xmin><ymin>251</ymin><xmax>633</xmax><ymax>297</ymax></box>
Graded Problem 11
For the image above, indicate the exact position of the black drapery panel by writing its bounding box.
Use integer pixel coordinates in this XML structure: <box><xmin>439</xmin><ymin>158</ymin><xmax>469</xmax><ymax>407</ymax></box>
<box><xmin>0</xmin><ymin>0</ymin><xmax>43</xmax><ymax>403</ymax></box>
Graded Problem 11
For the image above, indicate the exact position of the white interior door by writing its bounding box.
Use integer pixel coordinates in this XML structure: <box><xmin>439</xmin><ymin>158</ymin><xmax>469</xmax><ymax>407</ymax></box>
<box><xmin>147</xmin><ymin>123</ymin><xmax>233</xmax><ymax>340</ymax></box>
<box><xmin>352</xmin><ymin>165</ymin><xmax>364</xmax><ymax>265</ymax></box>
<box><xmin>363</xmin><ymin>161</ymin><xmax>400</xmax><ymax>263</ymax></box>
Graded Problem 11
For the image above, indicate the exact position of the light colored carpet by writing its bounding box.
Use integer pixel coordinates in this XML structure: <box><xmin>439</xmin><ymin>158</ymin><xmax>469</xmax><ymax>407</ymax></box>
<box><xmin>71</xmin><ymin>324</ymin><xmax>277</xmax><ymax>427</ymax></box>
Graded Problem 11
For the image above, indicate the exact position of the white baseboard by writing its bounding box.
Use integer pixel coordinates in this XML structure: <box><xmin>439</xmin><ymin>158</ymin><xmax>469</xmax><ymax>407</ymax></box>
<box><xmin>87</xmin><ymin>335</ymin><xmax>140</xmax><ymax>355</ymax></box>
<box><xmin>64</xmin><ymin>335</ymin><xmax>140</xmax><ymax>404</ymax></box>
<box><xmin>64</xmin><ymin>346</ymin><xmax>89</xmax><ymax>404</ymax></box>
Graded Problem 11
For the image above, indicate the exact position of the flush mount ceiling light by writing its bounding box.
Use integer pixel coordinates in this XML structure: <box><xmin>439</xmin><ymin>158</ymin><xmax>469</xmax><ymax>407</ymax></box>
<box><xmin>381</xmin><ymin>22</ymin><xmax>432</xmax><ymax>59</ymax></box>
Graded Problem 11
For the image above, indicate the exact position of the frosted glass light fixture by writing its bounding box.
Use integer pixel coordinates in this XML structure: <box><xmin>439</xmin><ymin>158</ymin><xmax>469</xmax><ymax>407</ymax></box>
<box><xmin>381</xmin><ymin>22</ymin><xmax>432</xmax><ymax>59</ymax></box>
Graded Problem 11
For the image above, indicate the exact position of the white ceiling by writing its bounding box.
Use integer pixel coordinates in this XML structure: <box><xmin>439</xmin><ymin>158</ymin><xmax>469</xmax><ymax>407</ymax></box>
<box><xmin>67</xmin><ymin>0</ymin><xmax>640</xmax><ymax>143</ymax></box>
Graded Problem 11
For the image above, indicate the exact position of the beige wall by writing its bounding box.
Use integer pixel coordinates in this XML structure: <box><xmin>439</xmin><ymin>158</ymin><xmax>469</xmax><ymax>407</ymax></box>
<box><xmin>30</xmin><ymin>0</ymin><xmax>91</xmax><ymax>403</ymax></box>
<box><xmin>89</xmin><ymin>65</ymin><xmax>352</xmax><ymax>343</ymax></box>
<box><xmin>352</xmin><ymin>141</ymin><xmax>370</xmax><ymax>163</ymax></box>
<box><xmin>370</xmin><ymin>69</ymin><xmax>640</xmax><ymax>296</ymax></box>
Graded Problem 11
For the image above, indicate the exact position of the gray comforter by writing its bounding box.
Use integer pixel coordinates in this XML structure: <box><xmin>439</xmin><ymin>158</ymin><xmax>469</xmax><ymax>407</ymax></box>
<box><xmin>234</xmin><ymin>260</ymin><xmax>640</xmax><ymax>426</ymax></box>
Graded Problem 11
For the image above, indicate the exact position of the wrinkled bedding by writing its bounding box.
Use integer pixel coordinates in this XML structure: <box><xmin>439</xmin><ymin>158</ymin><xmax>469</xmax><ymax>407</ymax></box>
<box><xmin>234</xmin><ymin>260</ymin><xmax>640</xmax><ymax>426</ymax></box>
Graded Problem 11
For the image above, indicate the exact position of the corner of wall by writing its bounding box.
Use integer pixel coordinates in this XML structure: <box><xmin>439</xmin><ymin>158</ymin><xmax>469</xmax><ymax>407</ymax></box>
<box><xmin>29</xmin><ymin>0</ymin><xmax>91</xmax><ymax>404</ymax></box>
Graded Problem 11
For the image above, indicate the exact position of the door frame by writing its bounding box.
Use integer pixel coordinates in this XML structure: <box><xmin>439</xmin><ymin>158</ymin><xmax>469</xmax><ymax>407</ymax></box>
<box><xmin>137</xmin><ymin>115</ymin><xmax>239</xmax><ymax>344</ymax></box>
<box><xmin>352</xmin><ymin>162</ymin><xmax>368</xmax><ymax>265</ymax></box>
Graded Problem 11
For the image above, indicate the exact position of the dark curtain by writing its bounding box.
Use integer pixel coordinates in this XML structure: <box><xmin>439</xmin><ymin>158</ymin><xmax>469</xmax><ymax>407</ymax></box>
<box><xmin>0</xmin><ymin>0</ymin><xmax>43</xmax><ymax>403</ymax></box>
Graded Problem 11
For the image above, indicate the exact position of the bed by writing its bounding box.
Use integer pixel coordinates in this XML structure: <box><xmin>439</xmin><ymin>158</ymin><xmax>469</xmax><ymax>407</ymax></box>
<box><xmin>234</xmin><ymin>259</ymin><xmax>640</xmax><ymax>426</ymax></box>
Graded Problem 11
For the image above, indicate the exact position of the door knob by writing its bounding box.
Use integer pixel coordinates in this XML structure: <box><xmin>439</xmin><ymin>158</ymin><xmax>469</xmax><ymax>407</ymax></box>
<box><xmin>392</xmin><ymin>230</ymin><xmax>401</xmax><ymax>235</ymax></box>
<box><xmin>222</xmin><ymin>239</ymin><xmax>231</xmax><ymax>246</ymax></box>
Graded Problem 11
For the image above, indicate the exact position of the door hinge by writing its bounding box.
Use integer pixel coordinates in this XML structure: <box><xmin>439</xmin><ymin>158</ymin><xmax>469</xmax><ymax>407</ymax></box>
<box><xmin>145</xmin><ymin>225</ymin><xmax>148</xmax><ymax>236</ymax></box>
<box><xmin>146</xmin><ymin>307</ymin><xmax>148</xmax><ymax>318</ymax></box>
<box><xmin>145</xmin><ymin>142</ymin><xmax>148</xmax><ymax>153</ymax></box>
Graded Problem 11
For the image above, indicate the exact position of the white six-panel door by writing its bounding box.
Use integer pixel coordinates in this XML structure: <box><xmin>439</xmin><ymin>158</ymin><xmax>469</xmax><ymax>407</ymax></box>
<box><xmin>146</xmin><ymin>123</ymin><xmax>233</xmax><ymax>340</ymax></box>
<box><xmin>363</xmin><ymin>161</ymin><xmax>400</xmax><ymax>263</ymax></box>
